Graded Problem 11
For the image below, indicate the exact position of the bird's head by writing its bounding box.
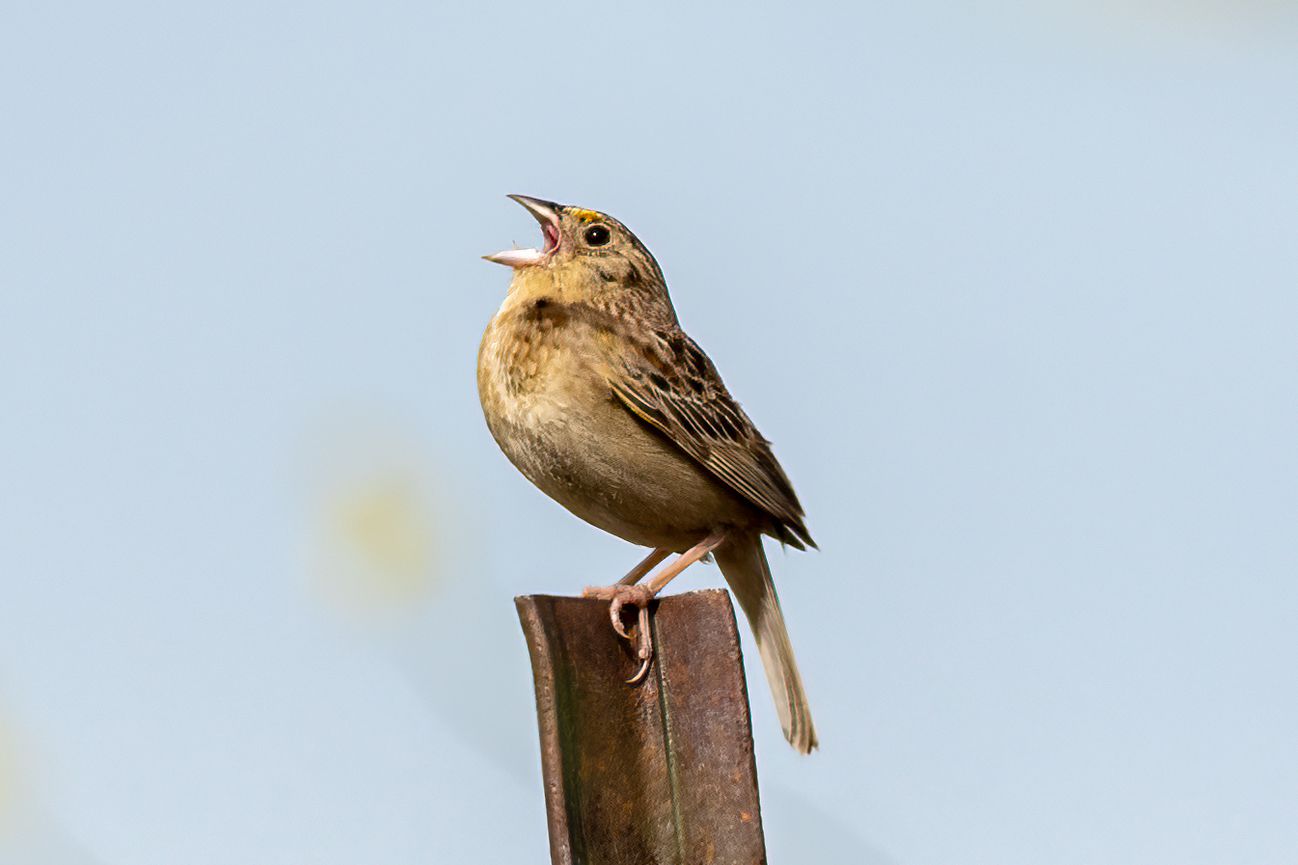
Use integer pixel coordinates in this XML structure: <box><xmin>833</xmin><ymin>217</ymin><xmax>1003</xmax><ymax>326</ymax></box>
<box><xmin>484</xmin><ymin>195</ymin><xmax>669</xmax><ymax>310</ymax></box>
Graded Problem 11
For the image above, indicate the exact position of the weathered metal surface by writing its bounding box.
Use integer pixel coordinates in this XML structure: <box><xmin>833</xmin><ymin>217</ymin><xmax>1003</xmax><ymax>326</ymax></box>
<box><xmin>516</xmin><ymin>589</ymin><xmax>767</xmax><ymax>865</ymax></box>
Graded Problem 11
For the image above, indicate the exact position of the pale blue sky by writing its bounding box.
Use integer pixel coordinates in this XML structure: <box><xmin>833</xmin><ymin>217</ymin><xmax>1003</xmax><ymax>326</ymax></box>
<box><xmin>2</xmin><ymin>2</ymin><xmax>1296</xmax><ymax>863</ymax></box>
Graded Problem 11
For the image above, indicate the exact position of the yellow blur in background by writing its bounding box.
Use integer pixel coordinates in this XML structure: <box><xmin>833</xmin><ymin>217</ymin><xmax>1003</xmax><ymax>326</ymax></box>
<box><xmin>303</xmin><ymin>418</ymin><xmax>447</xmax><ymax>621</ymax></box>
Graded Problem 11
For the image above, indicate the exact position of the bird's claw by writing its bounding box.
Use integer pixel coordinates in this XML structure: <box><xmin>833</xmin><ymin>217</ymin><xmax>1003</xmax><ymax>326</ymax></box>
<box><xmin>583</xmin><ymin>583</ymin><xmax>653</xmax><ymax>638</ymax></box>
<box><xmin>626</xmin><ymin>654</ymin><xmax>653</xmax><ymax>685</ymax></box>
<box><xmin>582</xmin><ymin>583</ymin><xmax>656</xmax><ymax>681</ymax></box>
<box><xmin>625</xmin><ymin>604</ymin><xmax>654</xmax><ymax>683</ymax></box>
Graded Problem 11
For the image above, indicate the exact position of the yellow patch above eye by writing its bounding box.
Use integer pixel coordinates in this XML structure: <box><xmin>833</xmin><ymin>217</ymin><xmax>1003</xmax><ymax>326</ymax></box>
<box><xmin>569</xmin><ymin>208</ymin><xmax>603</xmax><ymax>223</ymax></box>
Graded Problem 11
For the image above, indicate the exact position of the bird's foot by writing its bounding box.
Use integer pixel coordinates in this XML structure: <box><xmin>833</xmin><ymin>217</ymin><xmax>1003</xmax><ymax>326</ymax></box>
<box><xmin>582</xmin><ymin>583</ymin><xmax>656</xmax><ymax>684</ymax></box>
<box><xmin>582</xmin><ymin>583</ymin><xmax>653</xmax><ymax>639</ymax></box>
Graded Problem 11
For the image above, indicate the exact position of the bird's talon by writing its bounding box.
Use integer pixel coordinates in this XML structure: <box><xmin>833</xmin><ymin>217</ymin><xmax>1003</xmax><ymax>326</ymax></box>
<box><xmin>637</xmin><ymin>605</ymin><xmax>652</xmax><ymax>649</ymax></box>
<box><xmin>625</xmin><ymin>656</ymin><xmax>653</xmax><ymax>685</ymax></box>
<box><xmin>585</xmin><ymin>583</ymin><xmax>658</xmax><ymax>680</ymax></box>
<box><xmin>624</xmin><ymin>608</ymin><xmax>655</xmax><ymax>683</ymax></box>
<box><xmin>610</xmin><ymin>603</ymin><xmax>632</xmax><ymax>640</ymax></box>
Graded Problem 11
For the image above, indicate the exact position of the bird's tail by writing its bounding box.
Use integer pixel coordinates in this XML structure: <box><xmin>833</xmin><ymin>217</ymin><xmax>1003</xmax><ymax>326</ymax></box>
<box><xmin>715</xmin><ymin>531</ymin><xmax>818</xmax><ymax>754</ymax></box>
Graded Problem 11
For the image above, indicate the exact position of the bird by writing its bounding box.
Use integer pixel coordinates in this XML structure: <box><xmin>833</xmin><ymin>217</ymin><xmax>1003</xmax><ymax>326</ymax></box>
<box><xmin>478</xmin><ymin>195</ymin><xmax>818</xmax><ymax>753</ymax></box>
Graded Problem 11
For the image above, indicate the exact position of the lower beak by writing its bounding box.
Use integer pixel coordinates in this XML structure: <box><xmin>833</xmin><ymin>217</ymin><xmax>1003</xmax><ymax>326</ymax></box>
<box><xmin>483</xmin><ymin>194</ymin><xmax>562</xmax><ymax>268</ymax></box>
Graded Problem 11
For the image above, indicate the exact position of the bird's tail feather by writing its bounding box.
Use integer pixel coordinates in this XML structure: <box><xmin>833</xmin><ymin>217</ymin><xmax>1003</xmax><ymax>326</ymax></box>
<box><xmin>715</xmin><ymin>532</ymin><xmax>818</xmax><ymax>754</ymax></box>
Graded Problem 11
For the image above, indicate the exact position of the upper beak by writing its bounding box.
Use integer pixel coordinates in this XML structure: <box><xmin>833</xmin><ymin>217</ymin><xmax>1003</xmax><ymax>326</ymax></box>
<box><xmin>483</xmin><ymin>195</ymin><xmax>563</xmax><ymax>267</ymax></box>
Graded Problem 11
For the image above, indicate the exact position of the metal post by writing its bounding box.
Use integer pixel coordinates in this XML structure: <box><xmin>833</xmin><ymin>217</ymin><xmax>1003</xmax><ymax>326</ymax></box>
<box><xmin>515</xmin><ymin>589</ymin><xmax>767</xmax><ymax>865</ymax></box>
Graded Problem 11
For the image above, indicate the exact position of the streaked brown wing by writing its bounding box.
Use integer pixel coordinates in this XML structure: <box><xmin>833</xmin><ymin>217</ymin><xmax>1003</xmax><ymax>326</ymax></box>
<box><xmin>607</xmin><ymin>328</ymin><xmax>815</xmax><ymax>550</ymax></box>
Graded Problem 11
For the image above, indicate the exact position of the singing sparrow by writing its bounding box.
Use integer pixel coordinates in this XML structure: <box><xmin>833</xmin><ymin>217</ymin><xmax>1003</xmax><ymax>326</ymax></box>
<box><xmin>478</xmin><ymin>195</ymin><xmax>817</xmax><ymax>753</ymax></box>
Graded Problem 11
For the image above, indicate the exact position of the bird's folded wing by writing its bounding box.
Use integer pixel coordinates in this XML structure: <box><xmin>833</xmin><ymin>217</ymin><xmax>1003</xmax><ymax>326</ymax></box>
<box><xmin>605</xmin><ymin>329</ymin><xmax>814</xmax><ymax>549</ymax></box>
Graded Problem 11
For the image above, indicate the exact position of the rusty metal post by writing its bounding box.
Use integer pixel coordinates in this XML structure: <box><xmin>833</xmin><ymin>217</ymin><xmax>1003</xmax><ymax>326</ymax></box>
<box><xmin>515</xmin><ymin>589</ymin><xmax>767</xmax><ymax>865</ymax></box>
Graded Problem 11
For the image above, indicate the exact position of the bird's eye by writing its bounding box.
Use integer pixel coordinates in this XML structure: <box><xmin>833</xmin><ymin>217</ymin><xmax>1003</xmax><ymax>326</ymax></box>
<box><xmin>583</xmin><ymin>224</ymin><xmax>611</xmax><ymax>247</ymax></box>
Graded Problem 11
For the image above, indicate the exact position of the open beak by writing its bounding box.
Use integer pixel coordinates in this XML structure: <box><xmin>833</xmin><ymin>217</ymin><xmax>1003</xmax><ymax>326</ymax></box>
<box><xmin>483</xmin><ymin>195</ymin><xmax>562</xmax><ymax>267</ymax></box>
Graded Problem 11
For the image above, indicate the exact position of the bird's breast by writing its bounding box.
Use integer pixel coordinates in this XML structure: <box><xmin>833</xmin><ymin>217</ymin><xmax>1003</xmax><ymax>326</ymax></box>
<box><xmin>478</xmin><ymin>306</ymin><xmax>590</xmax><ymax>429</ymax></box>
<box><xmin>476</xmin><ymin>299</ymin><xmax>753</xmax><ymax>549</ymax></box>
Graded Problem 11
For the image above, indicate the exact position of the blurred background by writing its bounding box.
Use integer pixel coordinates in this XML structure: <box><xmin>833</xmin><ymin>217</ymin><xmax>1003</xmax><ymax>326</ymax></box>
<box><xmin>2</xmin><ymin>1</ymin><xmax>1296</xmax><ymax>863</ymax></box>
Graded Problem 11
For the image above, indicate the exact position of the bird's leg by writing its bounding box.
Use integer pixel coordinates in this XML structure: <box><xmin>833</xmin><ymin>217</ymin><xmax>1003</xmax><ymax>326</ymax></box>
<box><xmin>613</xmin><ymin>547</ymin><xmax>668</xmax><ymax>643</ymax></box>
<box><xmin>619</xmin><ymin>547</ymin><xmax>671</xmax><ymax>586</ymax></box>
<box><xmin>583</xmin><ymin>548</ymin><xmax>670</xmax><ymax>639</ymax></box>
<box><xmin>584</xmin><ymin>530</ymin><xmax>728</xmax><ymax>684</ymax></box>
